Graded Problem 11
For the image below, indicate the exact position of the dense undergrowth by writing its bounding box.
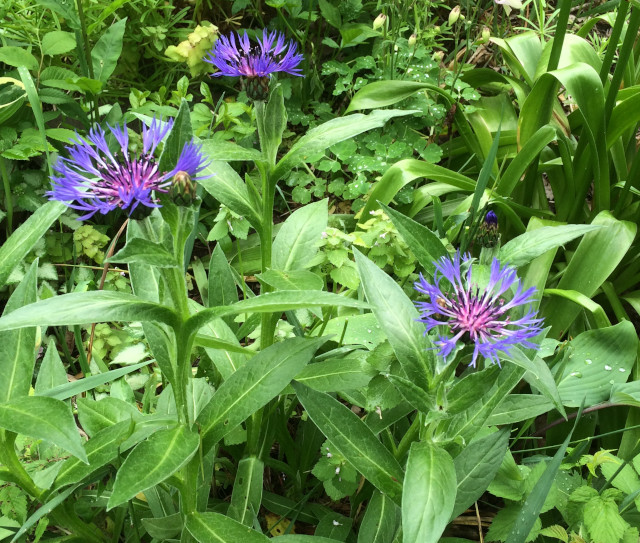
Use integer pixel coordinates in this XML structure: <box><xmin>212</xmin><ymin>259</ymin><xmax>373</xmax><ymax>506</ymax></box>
<box><xmin>1</xmin><ymin>0</ymin><xmax>640</xmax><ymax>541</ymax></box>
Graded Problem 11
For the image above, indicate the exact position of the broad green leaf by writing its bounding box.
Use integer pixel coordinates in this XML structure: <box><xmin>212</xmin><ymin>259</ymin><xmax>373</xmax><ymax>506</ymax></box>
<box><xmin>228</xmin><ymin>456</ymin><xmax>264</xmax><ymax>525</ymax></box>
<box><xmin>108</xmin><ymin>238</ymin><xmax>178</xmax><ymax>268</ymax></box>
<box><xmin>278</xmin><ymin>537</ymin><xmax>342</xmax><ymax>543</ymax></box>
<box><xmin>380</xmin><ymin>204</ymin><xmax>447</xmax><ymax>276</ymax></box>
<box><xmin>198</xmin><ymin>338</ymin><xmax>325</xmax><ymax>452</ymax></box>
<box><xmin>91</xmin><ymin>18</ymin><xmax>127</xmax><ymax>83</ymax></box>
<box><xmin>186</xmin><ymin>290</ymin><xmax>368</xmax><ymax>336</ymax></box>
<box><xmin>402</xmin><ymin>442</ymin><xmax>456</xmax><ymax>543</ymax></box>
<box><xmin>0</xmin><ymin>46</ymin><xmax>38</xmax><ymax>71</ymax></box>
<box><xmin>186</xmin><ymin>378</ymin><xmax>214</xmax><ymax>425</ymax></box>
<box><xmin>257</xmin><ymin>270</ymin><xmax>324</xmax><ymax>291</ymax></box>
<box><xmin>292</xmin><ymin>381</ymin><xmax>404</xmax><ymax>503</ymax></box>
<box><xmin>0</xmin><ymin>260</ymin><xmax>37</xmax><ymax>402</ymax></box>
<box><xmin>451</xmin><ymin>429</ymin><xmax>509</xmax><ymax>519</ymax></box>
<box><xmin>141</xmin><ymin>513</ymin><xmax>182</xmax><ymax>540</ymax></box>
<box><xmin>0</xmin><ymin>200</ymin><xmax>65</xmax><ymax>287</ymax></box>
<box><xmin>108</xmin><ymin>425</ymin><xmax>199</xmax><ymax>509</ymax></box>
<box><xmin>543</xmin><ymin>289</ymin><xmax>611</xmax><ymax>329</ymax></box>
<box><xmin>34</xmin><ymin>340</ymin><xmax>68</xmax><ymax>394</ymax></box>
<box><xmin>272</xmin><ymin>110</ymin><xmax>415</xmax><ymax>182</ymax></box>
<box><xmin>126</xmin><ymin>211</ymin><xmax>167</xmax><ymax>303</ymax></box>
<box><xmin>272</xmin><ymin>199</ymin><xmax>327</xmax><ymax>272</ymax></box>
<box><xmin>542</xmin><ymin>211</ymin><xmax>636</xmax><ymax>338</ymax></box>
<box><xmin>498</xmin><ymin>224</ymin><xmax>601</xmax><ymax>267</ymax></box>
<box><xmin>504</xmin><ymin>405</ymin><xmax>583</xmax><ymax>543</ymax></box>
<box><xmin>196</xmin><ymin>317</ymin><xmax>250</xmax><ymax>380</ymax></box>
<box><xmin>0</xmin><ymin>291</ymin><xmax>179</xmax><ymax>331</ymax></box>
<box><xmin>259</xmin><ymin>86</ymin><xmax>285</xmax><ymax>165</ymax></box>
<box><xmin>200</xmin><ymin>140</ymin><xmax>263</xmax><ymax>162</ymax></box>
<box><xmin>41</xmin><ymin>31</ymin><xmax>76</xmax><ymax>55</ymax></box>
<box><xmin>386</xmin><ymin>374</ymin><xmax>435</xmax><ymax>413</ymax></box>
<box><xmin>54</xmin><ymin>420</ymin><xmax>134</xmax><ymax>488</ymax></box>
<box><xmin>486</xmin><ymin>395</ymin><xmax>553</xmax><ymax>425</ymax></box>
<box><xmin>359</xmin><ymin>159</ymin><xmax>475</xmax><ymax>220</ymax></box>
<box><xmin>346</xmin><ymin>80</ymin><xmax>453</xmax><ymax>113</ymax></box>
<box><xmin>77</xmin><ymin>396</ymin><xmax>143</xmax><ymax>437</ymax></box>
<box><xmin>358</xmin><ymin>491</ymin><xmax>398</xmax><ymax>543</ymax></box>
<box><xmin>199</xmin><ymin>160</ymin><xmax>261</xmax><ymax>228</ymax></box>
<box><xmin>446</xmin><ymin>366</ymin><xmax>500</xmax><ymax>416</ymax></box>
<box><xmin>557</xmin><ymin>321</ymin><xmax>637</xmax><ymax>407</ymax></box>
<box><xmin>355</xmin><ymin>249</ymin><xmax>433</xmax><ymax>391</ymax></box>
<box><xmin>186</xmin><ymin>511</ymin><xmax>269</xmax><ymax>542</ymax></box>
<box><xmin>0</xmin><ymin>396</ymin><xmax>87</xmax><ymax>463</ymax></box>
<box><xmin>291</xmin><ymin>358</ymin><xmax>376</xmax><ymax>393</ymax></box>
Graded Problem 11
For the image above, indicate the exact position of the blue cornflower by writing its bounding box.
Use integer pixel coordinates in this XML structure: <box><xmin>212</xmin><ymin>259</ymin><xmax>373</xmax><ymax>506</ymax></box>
<box><xmin>414</xmin><ymin>252</ymin><xmax>543</xmax><ymax>367</ymax></box>
<box><xmin>204</xmin><ymin>29</ymin><xmax>304</xmax><ymax>79</ymax></box>
<box><xmin>48</xmin><ymin>118</ymin><xmax>208</xmax><ymax>220</ymax></box>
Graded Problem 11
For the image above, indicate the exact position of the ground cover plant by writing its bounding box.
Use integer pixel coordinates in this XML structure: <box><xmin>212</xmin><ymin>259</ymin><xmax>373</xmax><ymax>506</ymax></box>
<box><xmin>1</xmin><ymin>0</ymin><xmax>640</xmax><ymax>541</ymax></box>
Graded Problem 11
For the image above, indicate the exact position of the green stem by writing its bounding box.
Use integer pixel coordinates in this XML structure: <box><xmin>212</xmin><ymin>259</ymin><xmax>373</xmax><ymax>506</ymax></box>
<box><xmin>0</xmin><ymin>157</ymin><xmax>13</xmax><ymax>235</ymax></box>
<box><xmin>395</xmin><ymin>414</ymin><xmax>421</xmax><ymax>460</ymax></box>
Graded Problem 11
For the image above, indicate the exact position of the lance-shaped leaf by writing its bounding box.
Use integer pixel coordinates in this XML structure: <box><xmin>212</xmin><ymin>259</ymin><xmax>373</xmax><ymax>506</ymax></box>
<box><xmin>186</xmin><ymin>291</ymin><xmax>368</xmax><ymax>336</ymax></box>
<box><xmin>0</xmin><ymin>396</ymin><xmax>87</xmax><ymax>463</ymax></box>
<box><xmin>355</xmin><ymin>249</ymin><xmax>433</xmax><ymax>391</ymax></box>
<box><xmin>346</xmin><ymin>80</ymin><xmax>454</xmax><ymax>112</ymax></box>
<box><xmin>198</xmin><ymin>338</ymin><xmax>325</xmax><ymax>452</ymax></box>
<box><xmin>186</xmin><ymin>512</ymin><xmax>269</xmax><ymax>543</ymax></box>
<box><xmin>358</xmin><ymin>491</ymin><xmax>399</xmax><ymax>543</ymax></box>
<box><xmin>402</xmin><ymin>442</ymin><xmax>456</xmax><ymax>543</ymax></box>
<box><xmin>108</xmin><ymin>238</ymin><xmax>178</xmax><ymax>268</ymax></box>
<box><xmin>0</xmin><ymin>260</ymin><xmax>37</xmax><ymax>402</ymax></box>
<box><xmin>108</xmin><ymin>424</ymin><xmax>199</xmax><ymax>509</ymax></box>
<box><xmin>293</xmin><ymin>381</ymin><xmax>404</xmax><ymax>503</ymax></box>
<box><xmin>0</xmin><ymin>291</ymin><xmax>179</xmax><ymax>332</ymax></box>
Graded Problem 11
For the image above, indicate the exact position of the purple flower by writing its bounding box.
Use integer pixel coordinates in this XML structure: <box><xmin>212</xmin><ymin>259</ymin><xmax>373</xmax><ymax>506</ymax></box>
<box><xmin>48</xmin><ymin>118</ymin><xmax>208</xmax><ymax>220</ymax></box>
<box><xmin>414</xmin><ymin>252</ymin><xmax>543</xmax><ymax>367</ymax></box>
<box><xmin>484</xmin><ymin>210</ymin><xmax>498</xmax><ymax>226</ymax></box>
<box><xmin>204</xmin><ymin>29</ymin><xmax>303</xmax><ymax>78</ymax></box>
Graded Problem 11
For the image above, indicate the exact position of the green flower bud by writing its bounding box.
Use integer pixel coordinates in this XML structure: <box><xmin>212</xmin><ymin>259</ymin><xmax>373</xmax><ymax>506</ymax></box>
<box><xmin>448</xmin><ymin>6</ymin><xmax>461</xmax><ymax>25</ymax></box>
<box><xmin>373</xmin><ymin>13</ymin><xmax>387</xmax><ymax>30</ymax></box>
<box><xmin>169</xmin><ymin>170</ymin><xmax>198</xmax><ymax>206</ymax></box>
<box><xmin>481</xmin><ymin>26</ymin><xmax>491</xmax><ymax>43</ymax></box>
<box><xmin>408</xmin><ymin>33</ymin><xmax>417</xmax><ymax>46</ymax></box>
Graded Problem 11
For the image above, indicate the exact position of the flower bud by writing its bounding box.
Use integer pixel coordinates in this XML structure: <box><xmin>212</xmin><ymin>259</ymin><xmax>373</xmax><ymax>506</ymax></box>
<box><xmin>432</xmin><ymin>50</ymin><xmax>444</xmax><ymax>62</ymax></box>
<box><xmin>408</xmin><ymin>33</ymin><xmax>417</xmax><ymax>46</ymax></box>
<box><xmin>448</xmin><ymin>6</ymin><xmax>461</xmax><ymax>25</ymax></box>
<box><xmin>481</xmin><ymin>26</ymin><xmax>491</xmax><ymax>42</ymax></box>
<box><xmin>373</xmin><ymin>13</ymin><xmax>387</xmax><ymax>30</ymax></box>
<box><xmin>169</xmin><ymin>170</ymin><xmax>198</xmax><ymax>206</ymax></box>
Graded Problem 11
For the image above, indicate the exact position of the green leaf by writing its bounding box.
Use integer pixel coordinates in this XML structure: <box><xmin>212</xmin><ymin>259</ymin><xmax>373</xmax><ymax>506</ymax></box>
<box><xmin>108</xmin><ymin>237</ymin><xmax>178</xmax><ymax>268</ymax></box>
<box><xmin>543</xmin><ymin>211</ymin><xmax>636</xmax><ymax>337</ymax></box>
<box><xmin>158</xmin><ymin>99</ymin><xmax>192</xmax><ymax>174</ymax></box>
<box><xmin>357</xmin><ymin>491</ymin><xmax>398</xmax><ymax>543</ymax></box>
<box><xmin>0</xmin><ymin>260</ymin><xmax>37</xmax><ymax>402</ymax></box>
<box><xmin>486</xmin><ymin>395</ymin><xmax>553</xmax><ymax>425</ymax></box>
<box><xmin>54</xmin><ymin>420</ymin><xmax>134</xmax><ymax>488</ymax></box>
<box><xmin>198</xmin><ymin>160</ymin><xmax>261</xmax><ymax>228</ymax></box>
<box><xmin>557</xmin><ymin>321</ymin><xmax>638</xmax><ymax>407</ymax></box>
<box><xmin>386</xmin><ymin>373</ymin><xmax>435</xmax><ymax>413</ymax></box>
<box><xmin>0</xmin><ymin>291</ymin><xmax>179</xmax><ymax>331</ymax></box>
<box><xmin>228</xmin><ymin>456</ymin><xmax>264</xmax><ymax>525</ymax></box>
<box><xmin>354</xmin><ymin>249</ymin><xmax>433</xmax><ymax>391</ymax></box>
<box><xmin>402</xmin><ymin>442</ymin><xmax>456</xmax><ymax>543</ymax></box>
<box><xmin>108</xmin><ymin>424</ymin><xmax>199</xmax><ymax>509</ymax></box>
<box><xmin>186</xmin><ymin>511</ymin><xmax>269</xmax><ymax>542</ymax></box>
<box><xmin>257</xmin><ymin>270</ymin><xmax>324</xmax><ymax>291</ymax></box>
<box><xmin>141</xmin><ymin>513</ymin><xmax>182</xmax><ymax>540</ymax></box>
<box><xmin>583</xmin><ymin>495</ymin><xmax>628</xmax><ymax>543</ymax></box>
<box><xmin>346</xmin><ymin>80</ymin><xmax>453</xmax><ymax>113</ymax></box>
<box><xmin>292</xmin><ymin>358</ymin><xmax>376</xmax><ymax>393</ymax></box>
<box><xmin>504</xmin><ymin>404</ymin><xmax>583</xmax><ymax>543</ymax></box>
<box><xmin>0</xmin><ymin>200</ymin><xmax>65</xmax><ymax>288</ymax></box>
<box><xmin>208</xmin><ymin>244</ymin><xmax>239</xmax><ymax>311</ymax></box>
<box><xmin>260</xmin><ymin>86</ymin><xmax>285</xmax><ymax>165</ymax></box>
<box><xmin>91</xmin><ymin>18</ymin><xmax>127</xmax><ymax>83</ymax></box>
<box><xmin>198</xmin><ymin>338</ymin><xmax>325</xmax><ymax>451</ymax></box>
<box><xmin>41</xmin><ymin>31</ymin><xmax>76</xmax><ymax>56</ymax></box>
<box><xmin>292</xmin><ymin>381</ymin><xmax>404</xmax><ymax>503</ymax></box>
<box><xmin>77</xmin><ymin>396</ymin><xmax>143</xmax><ymax>437</ymax></box>
<box><xmin>272</xmin><ymin>110</ymin><xmax>415</xmax><ymax>182</ymax></box>
<box><xmin>200</xmin><ymin>140</ymin><xmax>263</xmax><ymax>162</ymax></box>
<box><xmin>0</xmin><ymin>47</ymin><xmax>38</xmax><ymax>71</ymax></box>
<box><xmin>186</xmin><ymin>290</ymin><xmax>368</xmax><ymax>336</ymax></box>
<box><xmin>195</xmin><ymin>318</ymin><xmax>250</xmax><ymax>380</ymax></box>
<box><xmin>272</xmin><ymin>199</ymin><xmax>327</xmax><ymax>271</ymax></box>
<box><xmin>498</xmin><ymin>224</ymin><xmax>601</xmax><ymax>267</ymax></box>
<box><xmin>0</xmin><ymin>396</ymin><xmax>87</xmax><ymax>463</ymax></box>
<box><xmin>34</xmin><ymin>340</ymin><xmax>68</xmax><ymax>394</ymax></box>
<box><xmin>380</xmin><ymin>204</ymin><xmax>447</xmax><ymax>276</ymax></box>
<box><xmin>40</xmin><ymin>361</ymin><xmax>154</xmax><ymax>401</ymax></box>
<box><xmin>451</xmin><ymin>429</ymin><xmax>510</xmax><ymax>519</ymax></box>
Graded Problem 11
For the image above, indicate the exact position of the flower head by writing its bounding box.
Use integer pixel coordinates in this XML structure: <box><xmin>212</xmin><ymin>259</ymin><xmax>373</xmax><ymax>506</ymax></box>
<box><xmin>414</xmin><ymin>252</ymin><xmax>543</xmax><ymax>367</ymax></box>
<box><xmin>48</xmin><ymin>118</ymin><xmax>208</xmax><ymax>220</ymax></box>
<box><xmin>204</xmin><ymin>29</ymin><xmax>303</xmax><ymax>79</ymax></box>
